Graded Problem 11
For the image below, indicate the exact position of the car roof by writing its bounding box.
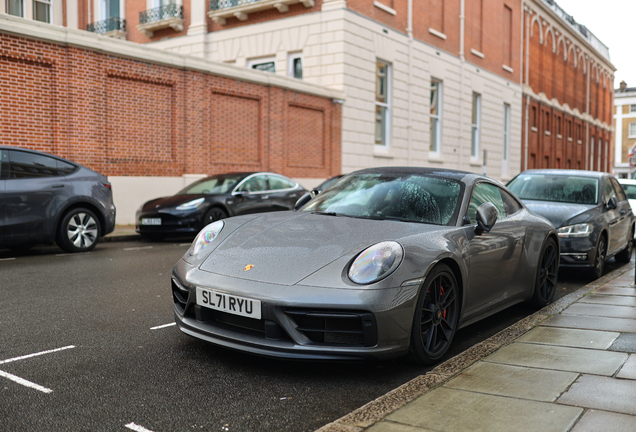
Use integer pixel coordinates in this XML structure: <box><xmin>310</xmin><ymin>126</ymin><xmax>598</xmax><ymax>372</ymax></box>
<box><xmin>349</xmin><ymin>166</ymin><xmax>483</xmax><ymax>182</ymax></box>
<box><xmin>518</xmin><ymin>169</ymin><xmax>608</xmax><ymax>179</ymax></box>
<box><xmin>0</xmin><ymin>145</ymin><xmax>78</xmax><ymax>165</ymax></box>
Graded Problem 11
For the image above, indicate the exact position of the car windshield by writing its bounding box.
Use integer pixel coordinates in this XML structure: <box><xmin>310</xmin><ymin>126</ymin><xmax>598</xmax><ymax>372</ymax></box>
<box><xmin>302</xmin><ymin>173</ymin><xmax>462</xmax><ymax>225</ymax></box>
<box><xmin>179</xmin><ymin>174</ymin><xmax>245</xmax><ymax>195</ymax></box>
<box><xmin>508</xmin><ymin>174</ymin><xmax>599</xmax><ymax>205</ymax></box>
<box><xmin>622</xmin><ymin>183</ymin><xmax>636</xmax><ymax>200</ymax></box>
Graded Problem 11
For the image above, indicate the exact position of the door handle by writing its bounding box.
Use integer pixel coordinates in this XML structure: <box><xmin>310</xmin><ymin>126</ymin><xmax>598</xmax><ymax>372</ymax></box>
<box><xmin>52</xmin><ymin>185</ymin><xmax>65</xmax><ymax>188</ymax></box>
<box><xmin>620</xmin><ymin>209</ymin><xmax>627</xmax><ymax>216</ymax></box>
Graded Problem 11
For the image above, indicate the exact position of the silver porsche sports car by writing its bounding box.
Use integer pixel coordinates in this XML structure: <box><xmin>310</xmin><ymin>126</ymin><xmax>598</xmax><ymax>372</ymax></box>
<box><xmin>171</xmin><ymin>167</ymin><xmax>558</xmax><ymax>364</ymax></box>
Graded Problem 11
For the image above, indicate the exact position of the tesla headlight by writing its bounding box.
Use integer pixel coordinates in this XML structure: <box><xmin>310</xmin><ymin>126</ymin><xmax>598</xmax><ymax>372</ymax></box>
<box><xmin>176</xmin><ymin>197</ymin><xmax>205</xmax><ymax>211</ymax></box>
<box><xmin>190</xmin><ymin>220</ymin><xmax>224</xmax><ymax>257</ymax></box>
<box><xmin>348</xmin><ymin>241</ymin><xmax>404</xmax><ymax>285</ymax></box>
<box><xmin>557</xmin><ymin>223</ymin><xmax>593</xmax><ymax>238</ymax></box>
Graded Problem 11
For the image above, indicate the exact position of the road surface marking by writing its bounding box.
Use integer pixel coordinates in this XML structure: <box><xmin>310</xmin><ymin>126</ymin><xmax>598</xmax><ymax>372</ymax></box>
<box><xmin>0</xmin><ymin>345</ymin><xmax>76</xmax><ymax>365</ymax></box>
<box><xmin>125</xmin><ymin>422</ymin><xmax>155</xmax><ymax>432</ymax></box>
<box><xmin>0</xmin><ymin>370</ymin><xmax>52</xmax><ymax>393</ymax></box>
<box><xmin>123</xmin><ymin>246</ymin><xmax>154</xmax><ymax>251</ymax></box>
<box><xmin>150</xmin><ymin>323</ymin><xmax>176</xmax><ymax>330</ymax></box>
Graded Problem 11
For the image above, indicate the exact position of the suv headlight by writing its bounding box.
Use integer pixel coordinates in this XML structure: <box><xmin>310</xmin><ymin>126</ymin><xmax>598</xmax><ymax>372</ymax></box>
<box><xmin>190</xmin><ymin>220</ymin><xmax>224</xmax><ymax>257</ymax></box>
<box><xmin>557</xmin><ymin>223</ymin><xmax>593</xmax><ymax>238</ymax></box>
<box><xmin>348</xmin><ymin>241</ymin><xmax>403</xmax><ymax>285</ymax></box>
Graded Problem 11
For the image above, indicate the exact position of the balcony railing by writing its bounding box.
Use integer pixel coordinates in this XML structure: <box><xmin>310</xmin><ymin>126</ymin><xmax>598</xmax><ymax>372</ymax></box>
<box><xmin>208</xmin><ymin>0</ymin><xmax>314</xmax><ymax>25</ymax></box>
<box><xmin>87</xmin><ymin>17</ymin><xmax>126</xmax><ymax>36</ymax></box>
<box><xmin>139</xmin><ymin>4</ymin><xmax>183</xmax><ymax>25</ymax></box>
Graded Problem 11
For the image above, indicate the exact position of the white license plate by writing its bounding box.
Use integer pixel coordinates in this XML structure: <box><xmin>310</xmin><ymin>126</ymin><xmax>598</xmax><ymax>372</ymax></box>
<box><xmin>196</xmin><ymin>287</ymin><xmax>262</xmax><ymax>320</ymax></box>
<box><xmin>141</xmin><ymin>218</ymin><xmax>162</xmax><ymax>225</ymax></box>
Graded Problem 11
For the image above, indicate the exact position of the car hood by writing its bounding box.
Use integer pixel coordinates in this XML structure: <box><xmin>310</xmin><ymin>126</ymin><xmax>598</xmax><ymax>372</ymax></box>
<box><xmin>142</xmin><ymin>194</ymin><xmax>206</xmax><ymax>211</ymax></box>
<box><xmin>198</xmin><ymin>211</ymin><xmax>443</xmax><ymax>286</ymax></box>
<box><xmin>522</xmin><ymin>200</ymin><xmax>596</xmax><ymax>228</ymax></box>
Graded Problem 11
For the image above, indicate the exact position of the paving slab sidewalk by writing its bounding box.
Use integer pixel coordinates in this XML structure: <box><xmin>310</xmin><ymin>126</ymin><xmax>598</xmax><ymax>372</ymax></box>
<box><xmin>317</xmin><ymin>263</ymin><xmax>636</xmax><ymax>432</ymax></box>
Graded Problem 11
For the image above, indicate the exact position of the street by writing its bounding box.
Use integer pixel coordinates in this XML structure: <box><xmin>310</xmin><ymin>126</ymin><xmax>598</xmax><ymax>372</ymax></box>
<box><xmin>0</xmin><ymin>240</ymin><xmax>628</xmax><ymax>432</ymax></box>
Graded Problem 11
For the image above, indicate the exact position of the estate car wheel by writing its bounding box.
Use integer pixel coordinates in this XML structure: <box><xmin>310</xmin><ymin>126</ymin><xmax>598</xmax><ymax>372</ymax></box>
<box><xmin>590</xmin><ymin>235</ymin><xmax>607</xmax><ymax>280</ymax></box>
<box><xmin>203</xmin><ymin>207</ymin><xmax>228</xmax><ymax>225</ymax></box>
<box><xmin>615</xmin><ymin>227</ymin><xmax>634</xmax><ymax>263</ymax></box>
<box><xmin>532</xmin><ymin>237</ymin><xmax>559</xmax><ymax>307</ymax></box>
<box><xmin>57</xmin><ymin>208</ymin><xmax>101</xmax><ymax>253</ymax></box>
<box><xmin>408</xmin><ymin>264</ymin><xmax>460</xmax><ymax>365</ymax></box>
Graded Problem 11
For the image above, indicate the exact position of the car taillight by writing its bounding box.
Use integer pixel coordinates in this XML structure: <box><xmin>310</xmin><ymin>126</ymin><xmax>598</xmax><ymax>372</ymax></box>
<box><xmin>102</xmin><ymin>182</ymin><xmax>112</xmax><ymax>190</ymax></box>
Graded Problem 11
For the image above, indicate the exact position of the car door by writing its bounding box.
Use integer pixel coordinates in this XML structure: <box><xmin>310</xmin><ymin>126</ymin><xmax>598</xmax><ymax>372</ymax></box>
<box><xmin>3</xmin><ymin>150</ymin><xmax>73</xmax><ymax>244</ymax></box>
<box><xmin>265</xmin><ymin>174</ymin><xmax>303</xmax><ymax>211</ymax></box>
<box><xmin>232</xmin><ymin>174</ymin><xmax>271</xmax><ymax>215</ymax></box>
<box><xmin>608</xmin><ymin>177</ymin><xmax>631</xmax><ymax>253</ymax></box>
<box><xmin>602</xmin><ymin>177</ymin><xmax>629</xmax><ymax>256</ymax></box>
<box><xmin>464</xmin><ymin>182</ymin><xmax>526</xmax><ymax>314</ymax></box>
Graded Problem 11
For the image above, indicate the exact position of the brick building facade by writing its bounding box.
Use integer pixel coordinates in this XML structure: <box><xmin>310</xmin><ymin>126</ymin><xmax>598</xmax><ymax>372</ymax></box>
<box><xmin>2</xmin><ymin>0</ymin><xmax>614</xmax><ymax>184</ymax></box>
<box><xmin>613</xmin><ymin>81</ymin><xmax>636</xmax><ymax>178</ymax></box>
<box><xmin>0</xmin><ymin>16</ymin><xmax>343</xmax><ymax>222</ymax></box>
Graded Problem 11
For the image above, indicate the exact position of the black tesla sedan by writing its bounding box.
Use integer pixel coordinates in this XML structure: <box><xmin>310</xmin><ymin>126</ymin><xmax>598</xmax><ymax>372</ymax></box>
<box><xmin>508</xmin><ymin>169</ymin><xmax>635</xmax><ymax>279</ymax></box>
<box><xmin>135</xmin><ymin>172</ymin><xmax>306</xmax><ymax>239</ymax></box>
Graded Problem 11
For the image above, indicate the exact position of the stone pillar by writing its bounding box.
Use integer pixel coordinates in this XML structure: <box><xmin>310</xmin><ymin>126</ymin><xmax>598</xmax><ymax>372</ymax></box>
<box><xmin>188</xmin><ymin>0</ymin><xmax>207</xmax><ymax>35</ymax></box>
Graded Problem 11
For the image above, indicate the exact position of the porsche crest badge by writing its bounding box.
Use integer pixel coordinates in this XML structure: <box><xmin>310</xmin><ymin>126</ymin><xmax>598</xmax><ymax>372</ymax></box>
<box><xmin>244</xmin><ymin>264</ymin><xmax>255</xmax><ymax>271</ymax></box>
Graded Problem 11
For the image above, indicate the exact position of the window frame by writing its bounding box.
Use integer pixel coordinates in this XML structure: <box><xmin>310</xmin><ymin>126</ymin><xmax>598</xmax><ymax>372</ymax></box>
<box><xmin>629</xmin><ymin>122</ymin><xmax>636</xmax><ymax>138</ymax></box>
<box><xmin>430</xmin><ymin>79</ymin><xmax>443</xmax><ymax>156</ymax></box>
<box><xmin>288</xmin><ymin>52</ymin><xmax>303</xmax><ymax>79</ymax></box>
<box><xmin>374</xmin><ymin>60</ymin><xmax>391</xmax><ymax>147</ymax></box>
<box><xmin>471</xmin><ymin>92</ymin><xmax>481</xmax><ymax>159</ymax></box>
<box><xmin>247</xmin><ymin>56</ymin><xmax>276</xmax><ymax>73</ymax></box>
<box><xmin>33</xmin><ymin>0</ymin><xmax>51</xmax><ymax>23</ymax></box>
<box><xmin>630</xmin><ymin>104</ymin><xmax>636</xmax><ymax>113</ymax></box>
<box><xmin>6</xmin><ymin>0</ymin><xmax>24</xmax><ymax>16</ymax></box>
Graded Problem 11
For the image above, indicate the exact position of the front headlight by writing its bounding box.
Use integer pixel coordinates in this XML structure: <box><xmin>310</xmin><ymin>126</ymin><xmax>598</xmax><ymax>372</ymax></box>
<box><xmin>557</xmin><ymin>223</ymin><xmax>593</xmax><ymax>237</ymax></box>
<box><xmin>348</xmin><ymin>241</ymin><xmax>403</xmax><ymax>285</ymax></box>
<box><xmin>190</xmin><ymin>220</ymin><xmax>224</xmax><ymax>257</ymax></box>
<box><xmin>176</xmin><ymin>197</ymin><xmax>205</xmax><ymax>211</ymax></box>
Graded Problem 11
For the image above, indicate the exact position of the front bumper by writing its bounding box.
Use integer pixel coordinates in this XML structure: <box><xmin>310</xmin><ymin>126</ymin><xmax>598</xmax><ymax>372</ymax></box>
<box><xmin>135</xmin><ymin>209</ymin><xmax>202</xmax><ymax>236</ymax></box>
<box><xmin>558</xmin><ymin>236</ymin><xmax>596</xmax><ymax>268</ymax></box>
<box><xmin>171</xmin><ymin>258</ymin><xmax>419</xmax><ymax>361</ymax></box>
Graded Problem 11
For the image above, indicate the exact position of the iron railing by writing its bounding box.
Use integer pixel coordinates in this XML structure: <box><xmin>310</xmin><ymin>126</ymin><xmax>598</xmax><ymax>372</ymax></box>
<box><xmin>139</xmin><ymin>4</ymin><xmax>183</xmax><ymax>25</ymax></box>
<box><xmin>210</xmin><ymin>0</ymin><xmax>262</xmax><ymax>12</ymax></box>
<box><xmin>87</xmin><ymin>17</ymin><xmax>126</xmax><ymax>34</ymax></box>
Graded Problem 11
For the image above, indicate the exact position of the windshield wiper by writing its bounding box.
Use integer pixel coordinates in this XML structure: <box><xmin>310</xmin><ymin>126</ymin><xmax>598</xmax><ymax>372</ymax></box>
<box><xmin>311</xmin><ymin>211</ymin><xmax>339</xmax><ymax>216</ymax></box>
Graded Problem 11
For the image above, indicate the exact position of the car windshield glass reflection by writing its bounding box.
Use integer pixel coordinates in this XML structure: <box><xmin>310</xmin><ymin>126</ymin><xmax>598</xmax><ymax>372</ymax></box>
<box><xmin>508</xmin><ymin>174</ymin><xmax>599</xmax><ymax>205</ymax></box>
<box><xmin>302</xmin><ymin>173</ymin><xmax>461</xmax><ymax>225</ymax></box>
<box><xmin>180</xmin><ymin>174</ymin><xmax>244</xmax><ymax>195</ymax></box>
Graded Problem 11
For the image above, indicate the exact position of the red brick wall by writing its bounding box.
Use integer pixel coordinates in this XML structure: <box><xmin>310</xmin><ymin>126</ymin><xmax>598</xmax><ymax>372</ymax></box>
<box><xmin>0</xmin><ymin>32</ymin><xmax>341</xmax><ymax>179</ymax></box>
<box><xmin>522</xmin><ymin>9</ymin><xmax>614</xmax><ymax>172</ymax></box>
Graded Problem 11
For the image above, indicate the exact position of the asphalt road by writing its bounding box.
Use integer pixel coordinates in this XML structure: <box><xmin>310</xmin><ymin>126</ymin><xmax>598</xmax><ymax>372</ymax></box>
<box><xmin>0</xmin><ymin>240</ymin><xmax>629</xmax><ymax>432</ymax></box>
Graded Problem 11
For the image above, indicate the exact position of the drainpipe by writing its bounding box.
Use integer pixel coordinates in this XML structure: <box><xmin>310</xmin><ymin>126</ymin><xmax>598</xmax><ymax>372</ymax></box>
<box><xmin>524</xmin><ymin>6</ymin><xmax>531</xmax><ymax>171</ymax></box>
<box><xmin>459</xmin><ymin>0</ymin><xmax>465</xmax><ymax>169</ymax></box>
<box><xmin>407</xmin><ymin>0</ymin><xmax>413</xmax><ymax>165</ymax></box>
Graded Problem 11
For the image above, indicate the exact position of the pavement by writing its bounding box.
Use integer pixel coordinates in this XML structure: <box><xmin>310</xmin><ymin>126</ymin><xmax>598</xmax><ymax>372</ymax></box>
<box><xmin>104</xmin><ymin>226</ymin><xmax>636</xmax><ymax>431</ymax></box>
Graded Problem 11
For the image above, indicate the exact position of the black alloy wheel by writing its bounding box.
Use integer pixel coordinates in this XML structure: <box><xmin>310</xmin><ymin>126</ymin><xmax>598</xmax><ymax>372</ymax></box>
<box><xmin>615</xmin><ymin>227</ymin><xmax>634</xmax><ymax>263</ymax></box>
<box><xmin>532</xmin><ymin>237</ymin><xmax>558</xmax><ymax>307</ymax></box>
<box><xmin>204</xmin><ymin>207</ymin><xmax>228</xmax><ymax>225</ymax></box>
<box><xmin>408</xmin><ymin>264</ymin><xmax>459</xmax><ymax>365</ymax></box>
<box><xmin>57</xmin><ymin>208</ymin><xmax>101</xmax><ymax>253</ymax></box>
<box><xmin>590</xmin><ymin>235</ymin><xmax>607</xmax><ymax>280</ymax></box>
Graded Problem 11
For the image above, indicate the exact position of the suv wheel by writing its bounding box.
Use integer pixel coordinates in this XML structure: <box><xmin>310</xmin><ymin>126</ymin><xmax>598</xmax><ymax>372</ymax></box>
<box><xmin>57</xmin><ymin>208</ymin><xmax>101</xmax><ymax>253</ymax></box>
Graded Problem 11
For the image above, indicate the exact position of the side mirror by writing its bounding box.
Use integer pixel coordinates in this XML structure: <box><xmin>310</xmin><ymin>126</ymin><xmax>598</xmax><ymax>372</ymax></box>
<box><xmin>475</xmin><ymin>202</ymin><xmax>498</xmax><ymax>235</ymax></box>
<box><xmin>607</xmin><ymin>196</ymin><xmax>618</xmax><ymax>210</ymax></box>
<box><xmin>310</xmin><ymin>189</ymin><xmax>321</xmax><ymax>198</ymax></box>
<box><xmin>294</xmin><ymin>192</ymin><xmax>312</xmax><ymax>210</ymax></box>
<box><xmin>232</xmin><ymin>190</ymin><xmax>245</xmax><ymax>197</ymax></box>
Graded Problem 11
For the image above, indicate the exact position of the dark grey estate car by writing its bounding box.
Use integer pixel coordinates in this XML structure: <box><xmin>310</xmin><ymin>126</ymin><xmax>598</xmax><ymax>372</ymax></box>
<box><xmin>0</xmin><ymin>146</ymin><xmax>116</xmax><ymax>253</ymax></box>
<box><xmin>508</xmin><ymin>169</ymin><xmax>634</xmax><ymax>279</ymax></box>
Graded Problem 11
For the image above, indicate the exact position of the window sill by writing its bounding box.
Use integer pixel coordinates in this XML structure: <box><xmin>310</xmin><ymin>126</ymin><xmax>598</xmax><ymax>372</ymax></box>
<box><xmin>373</xmin><ymin>147</ymin><xmax>394</xmax><ymax>158</ymax></box>
<box><xmin>428</xmin><ymin>154</ymin><xmax>444</xmax><ymax>163</ymax></box>
<box><xmin>502</xmin><ymin>65</ymin><xmax>514</xmax><ymax>74</ymax></box>
<box><xmin>373</xmin><ymin>1</ymin><xmax>396</xmax><ymax>15</ymax></box>
<box><xmin>428</xmin><ymin>28</ymin><xmax>447</xmax><ymax>40</ymax></box>
<box><xmin>531</xmin><ymin>126</ymin><xmax>538</xmax><ymax>132</ymax></box>
<box><xmin>471</xmin><ymin>49</ymin><xmax>484</xmax><ymax>59</ymax></box>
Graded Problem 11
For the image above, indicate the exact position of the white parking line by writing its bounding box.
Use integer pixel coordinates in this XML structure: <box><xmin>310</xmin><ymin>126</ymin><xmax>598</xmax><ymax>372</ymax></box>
<box><xmin>0</xmin><ymin>258</ymin><xmax>16</xmax><ymax>261</ymax></box>
<box><xmin>0</xmin><ymin>370</ymin><xmax>52</xmax><ymax>393</ymax></box>
<box><xmin>150</xmin><ymin>323</ymin><xmax>176</xmax><ymax>330</ymax></box>
<box><xmin>0</xmin><ymin>345</ymin><xmax>75</xmax><ymax>393</ymax></box>
<box><xmin>123</xmin><ymin>246</ymin><xmax>154</xmax><ymax>251</ymax></box>
<box><xmin>0</xmin><ymin>345</ymin><xmax>75</xmax><ymax>365</ymax></box>
<box><xmin>125</xmin><ymin>422</ymin><xmax>155</xmax><ymax>432</ymax></box>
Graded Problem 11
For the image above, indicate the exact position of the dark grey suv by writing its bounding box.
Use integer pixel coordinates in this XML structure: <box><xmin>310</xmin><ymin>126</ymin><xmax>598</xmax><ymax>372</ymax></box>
<box><xmin>0</xmin><ymin>147</ymin><xmax>116</xmax><ymax>253</ymax></box>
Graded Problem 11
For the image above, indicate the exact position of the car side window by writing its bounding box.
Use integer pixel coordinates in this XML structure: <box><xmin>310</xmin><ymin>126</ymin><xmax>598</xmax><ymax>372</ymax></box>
<box><xmin>467</xmin><ymin>183</ymin><xmax>507</xmax><ymax>224</ymax></box>
<box><xmin>603</xmin><ymin>178</ymin><xmax>617</xmax><ymax>206</ymax></box>
<box><xmin>8</xmin><ymin>150</ymin><xmax>60</xmax><ymax>179</ymax></box>
<box><xmin>239</xmin><ymin>175</ymin><xmax>268</xmax><ymax>193</ymax></box>
<box><xmin>268</xmin><ymin>175</ymin><xmax>295</xmax><ymax>191</ymax></box>
<box><xmin>500</xmin><ymin>189</ymin><xmax>522</xmax><ymax>215</ymax></box>
<box><xmin>611</xmin><ymin>178</ymin><xmax>628</xmax><ymax>202</ymax></box>
<box><xmin>0</xmin><ymin>150</ymin><xmax>6</xmax><ymax>179</ymax></box>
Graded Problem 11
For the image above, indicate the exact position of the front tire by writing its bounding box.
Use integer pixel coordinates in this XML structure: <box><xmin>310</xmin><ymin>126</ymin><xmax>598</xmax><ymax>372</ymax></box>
<box><xmin>408</xmin><ymin>264</ymin><xmax>460</xmax><ymax>365</ymax></box>
<box><xmin>203</xmin><ymin>207</ymin><xmax>228</xmax><ymax>226</ymax></box>
<box><xmin>532</xmin><ymin>237</ymin><xmax>558</xmax><ymax>307</ymax></box>
<box><xmin>590</xmin><ymin>235</ymin><xmax>607</xmax><ymax>280</ymax></box>
<box><xmin>57</xmin><ymin>208</ymin><xmax>101</xmax><ymax>253</ymax></box>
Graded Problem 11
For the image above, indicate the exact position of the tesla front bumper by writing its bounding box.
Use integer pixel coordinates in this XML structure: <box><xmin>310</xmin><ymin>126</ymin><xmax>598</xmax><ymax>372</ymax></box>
<box><xmin>171</xmin><ymin>258</ymin><xmax>420</xmax><ymax>361</ymax></box>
